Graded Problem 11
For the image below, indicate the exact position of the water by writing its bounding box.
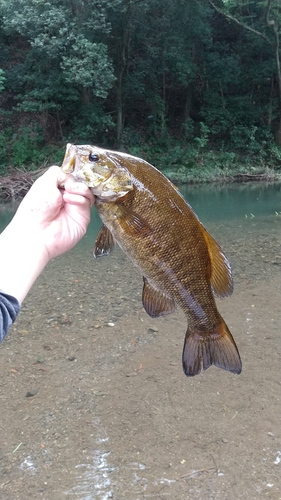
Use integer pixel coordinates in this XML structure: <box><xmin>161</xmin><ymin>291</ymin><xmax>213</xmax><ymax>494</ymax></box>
<box><xmin>86</xmin><ymin>181</ymin><xmax>281</xmax><ymax>242</ymax></box>
<box><xmin>0</xmin><ymin>202</ymin><xmax>19</xmax><ymax>231</ymax></box>
<box><xmin>181</xmin><ymin>181</ymin><xmax>281</xmax><ymax>221</ymax></box>
<box><xmin>0</xmin><ymin>181</ymin><xmax>280</xmax><ymax>500</ymax></box>
<box><xmin>0</xmin><ymin>181</ymin><xmax>280</xmax><ymax>233</ymax></box>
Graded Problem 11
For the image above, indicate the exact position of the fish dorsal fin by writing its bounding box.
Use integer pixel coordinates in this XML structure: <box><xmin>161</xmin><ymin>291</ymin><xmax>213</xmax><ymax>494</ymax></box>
<box><xmin>201</xmin><ymin>226</ymin><xmax>233</xmax><ymax>297</ymax></box>
<box><xmin>142</xmin><ymin>277</ymin><xmax>176</xmax><ymax>318</ymax></box>
<box><xmin>94</xmin><ymin>225</ymin><xmax>115</xmax><ymax>258</ymax></box>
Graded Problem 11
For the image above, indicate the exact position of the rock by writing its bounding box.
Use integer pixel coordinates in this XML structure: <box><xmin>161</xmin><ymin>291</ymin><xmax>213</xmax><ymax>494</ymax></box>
<box><xmin>26</xmin><ymin>389</ymin><xmax>38</xmax><ymax>398</ymax></box>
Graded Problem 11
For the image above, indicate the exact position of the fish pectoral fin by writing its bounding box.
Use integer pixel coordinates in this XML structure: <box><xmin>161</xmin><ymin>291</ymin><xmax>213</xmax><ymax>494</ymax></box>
<box><xmin>182</xmin><ymin>316</ymin><xmax>242</xmax><ymax>376</ymax></box>
<box><xmin>201</xmin><ymin>227</ymin><xmax>233</xmax><ymax>297</ymax></box>
<box><xmin>93</xmin><ymin>225</ymin><xmax>115</xmax><ymax>258</ymax></box>
<box><xmin>117</xmin><ymin>206</ymin><xmax>152</xmax><ymax>237</ymax></box>
<box><xmin>142</xmin><ymin>277</ymin><xmax>176</xmax><ymax>318</ymax></box>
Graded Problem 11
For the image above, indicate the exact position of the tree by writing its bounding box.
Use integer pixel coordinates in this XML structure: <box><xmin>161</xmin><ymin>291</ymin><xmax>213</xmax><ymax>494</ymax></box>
<box><xmin>0</xmin><ymin>0</ymin><xmax>115</xmax><ymax>140</ymax></box>
<box><xmin>107</xmin><ymin>0</ymin><xmax>211</xmax><ymax>146</ymax></box>
<box><xmin>209</xmin><ymin>0</ymin><xmax>281</xmax><ymax>145</ymax></box>
<box><xmin>0</xmin><ymin>68</ymin><xmax>5</xmax><ymax>91</ymax></box>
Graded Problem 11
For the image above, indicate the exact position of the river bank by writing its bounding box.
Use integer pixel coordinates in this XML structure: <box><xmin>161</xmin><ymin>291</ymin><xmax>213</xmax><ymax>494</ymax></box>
<box><xmin>1</xmin><ymin>162</ymin><xmax>281</xmax><ymax>202</ymax></box>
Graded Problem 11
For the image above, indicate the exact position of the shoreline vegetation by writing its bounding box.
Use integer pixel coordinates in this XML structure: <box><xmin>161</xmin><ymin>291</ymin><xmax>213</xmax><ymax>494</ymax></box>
<box><xmin>1</xmin><ymin>150</ymin><xmax>280</xmax><ymax>202</ymax></box>
<box><xmin>2</xmin><ymin>2</ymin><xmax>281</xmax><ymax>200</ymax></box>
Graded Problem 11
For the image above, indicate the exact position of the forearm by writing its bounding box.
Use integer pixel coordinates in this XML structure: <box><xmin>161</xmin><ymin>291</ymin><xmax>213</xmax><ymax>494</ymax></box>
<box><xmin>0</xmin><ymin>218</ymin><xmax>50</xmax><ymax>304</ymax></box>
<box><xmin>0</xmin><ymin>166</ymin><xmax>93</xmax><ymax>308</ymax></box>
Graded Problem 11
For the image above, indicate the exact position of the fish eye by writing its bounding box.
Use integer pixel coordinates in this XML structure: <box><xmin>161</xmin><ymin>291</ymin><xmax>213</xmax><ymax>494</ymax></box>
<box><xmin>89</xmin><ymin>152</ymin><xmax>99</xmax><ymax>162</ymax></box>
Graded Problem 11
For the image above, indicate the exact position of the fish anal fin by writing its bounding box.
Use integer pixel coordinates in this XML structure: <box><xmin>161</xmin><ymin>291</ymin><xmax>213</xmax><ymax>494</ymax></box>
<box><xmin>142</xmin><ymin>277</ymin><xmax>176</xmax><ymax>318</ymax></box>
<box><xmin>201</xmin><ymin>227</ymin><xmax>233</xmax><ymax>297</ymax></box>
<box><xmin>182</xmin><ymin>316</ymin><xmax>242</xmax><ymax>377</ymax></box>
<box><xmin>94</xmin><ymin>225</ymin><xmax>115</xmax><ymax>258</ymax></box>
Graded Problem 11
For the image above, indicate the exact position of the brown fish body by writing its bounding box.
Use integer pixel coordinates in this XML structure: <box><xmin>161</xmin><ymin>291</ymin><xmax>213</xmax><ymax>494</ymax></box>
<box><xmin>61</xmin><ymin>144</ymin><xmax>242</xmax><ymax>377</ymax></box>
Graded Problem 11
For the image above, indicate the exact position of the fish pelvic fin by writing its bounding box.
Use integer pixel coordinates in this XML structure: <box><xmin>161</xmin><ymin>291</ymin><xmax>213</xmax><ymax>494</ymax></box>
<box><xmin>94</xmin><ymin>225</ymin><xmax>115</xmax><ymax>257</ymax></box>
<box><xmin>182</xmin><ymin>316</ymin><xmax>242</xmax><ymax>377</ymax></box>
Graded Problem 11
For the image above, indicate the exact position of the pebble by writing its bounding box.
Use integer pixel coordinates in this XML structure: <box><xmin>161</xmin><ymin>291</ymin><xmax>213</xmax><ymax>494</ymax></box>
<box><xmin>107</xmin><ymin>322</ymin><xmax>115</xmax><ymax>327</ymax></box>
<box><xmin>26</xmin><ymin>389</ymin><xmax>38</xmax><ymax>398</ymax></box>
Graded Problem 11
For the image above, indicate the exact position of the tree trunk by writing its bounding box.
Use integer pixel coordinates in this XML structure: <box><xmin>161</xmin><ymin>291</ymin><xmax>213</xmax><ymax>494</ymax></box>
<box><xmin>276</xmin><ymin>118</ymin><xmax>281</xmax><ymax>145</ymax></box>
<box><xmin>116</xmin><ymin>68</ymin><xmax>125</xmax><ymax>147</ymax></box>
<box><xmin>266</xmin><ymin>0</ymin><xmax>281</xmax><ymax>144</ymax></box>
<box><xmin>116</xmin><ymin>1</ymin><xmax>132</xmax><ymax>147</ymax></box>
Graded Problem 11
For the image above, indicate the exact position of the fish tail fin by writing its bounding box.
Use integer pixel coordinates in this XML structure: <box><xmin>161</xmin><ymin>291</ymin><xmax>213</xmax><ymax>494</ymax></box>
<box><xmin>182</xmin><ymin>316</ymin><xmax>242</xmax><ymax>377</ymax></box>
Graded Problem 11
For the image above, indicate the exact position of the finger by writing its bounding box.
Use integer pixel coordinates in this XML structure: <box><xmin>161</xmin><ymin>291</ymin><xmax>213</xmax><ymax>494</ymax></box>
<box><xmin>64</xmin><ymin>178</ymin><xmax>95</xmax><ymax>206</ymax></box>
<box><xmin>16</xmin><ymin>166</ymin><xmax>64</xmax><ymax>214</ymax></box>
<box><xmin>26</xmin><ymin>166</ymin><xmax>69</xmax><ymax>202</ymax></box>
<box><xmin>62</xmin><ymin>191</ymin><xmax>93</xmax><ymax>210</ymax></box>
<box><xmin>38</xmin><ymin>165</ymin><xmax>70</xmax><ymax>188</ymax></box>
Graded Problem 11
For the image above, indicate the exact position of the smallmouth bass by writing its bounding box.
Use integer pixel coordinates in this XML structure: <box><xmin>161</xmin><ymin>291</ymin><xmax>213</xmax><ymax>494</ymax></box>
<box><xmin>61</xmin><ymin>143</ymin><xmax>242</xmax><ymax>377</ymax></box>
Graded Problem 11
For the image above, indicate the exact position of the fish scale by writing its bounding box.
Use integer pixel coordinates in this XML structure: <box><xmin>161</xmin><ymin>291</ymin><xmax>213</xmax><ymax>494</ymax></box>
<box><xmin>61</xmin><ymin>143</ymin><xmax>242</xmax><ymax>377</ymax></box>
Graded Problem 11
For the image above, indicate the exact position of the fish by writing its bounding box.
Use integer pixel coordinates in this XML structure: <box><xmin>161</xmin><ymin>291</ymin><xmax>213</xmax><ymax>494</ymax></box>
<box><xmin>61</xmin><ymin>143</ymin><xmax>242</xmax><ymax>377</ymax></box>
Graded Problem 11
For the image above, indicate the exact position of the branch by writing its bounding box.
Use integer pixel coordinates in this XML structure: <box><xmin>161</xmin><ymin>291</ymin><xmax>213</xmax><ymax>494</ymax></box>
<box><xmin>266</xmin><ymin>0</ymin><xmax>275</xmax><ymax>28</ymax></box>
<box><xmin>208</xmin><ymin>0</ymin><xmax>273</xmax><ymax>46</ymax></box>
<box><xmin>265</xmin><ymin>0</ymin><xmax>281</xmax><ymax>95</ymax></box>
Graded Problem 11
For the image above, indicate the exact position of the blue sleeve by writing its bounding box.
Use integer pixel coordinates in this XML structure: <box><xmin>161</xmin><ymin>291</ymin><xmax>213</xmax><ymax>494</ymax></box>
<box><xmin>0</xmin><ymin>291</ymin><xmax>21</xmax><ymax>342</ymax></box>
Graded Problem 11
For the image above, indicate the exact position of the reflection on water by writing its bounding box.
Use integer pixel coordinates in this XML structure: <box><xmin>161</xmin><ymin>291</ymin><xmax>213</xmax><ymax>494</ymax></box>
<box><xmin>64</xmin><ymin>417</ymin><xmax>176</xmax><ymax>500</ymax></box>
<box><xmin>181</xmin><ymin>181</ymin><xmax>281</xmax><ymax>221</ymax></box>
<box><xmin>65</xmin><ymin>418</ymin><xmax>114</xmax><ymax>500</ymax></box>
<box><xmin>67</xmin><ymin>451</ymin><xmax>113</xmax><ymax>500</ymax></box>
<box><xmin>20</xmin><ymin>456</ymin><xmax>36</xmax><ymax>474</ymax></box>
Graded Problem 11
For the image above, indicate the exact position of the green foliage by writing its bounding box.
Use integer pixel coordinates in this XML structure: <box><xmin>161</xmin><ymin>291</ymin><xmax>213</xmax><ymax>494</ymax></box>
<box><xmin>0</xmin><ymin>0</ymin><xmax>115</xmax><ymax>142</ymax></box>
<box><xmin>10</xmin><ymin>126</ymin><xmax>45</xmax><ymax>167</ymax></box>
<box><xmin>194</xmin><ymin>123</ymin><xmax>210</xmax><ymax>151</ymax></box>
<box><xmin>0</xmin><ymin>68</ymin><xmax>5</xmax><ymax>91</ymax></box>
<box><xmin>69</xmin><ymin>103</ymin><xmax>115</xmax><ymax>143</ymax></box>
<box><xmin>60</xmin><ymin>38</ymin><xmax>114</xmax><ymax>97</ymax></box>
<box><xmin>0</xmin><ymin>132</ymin><xmax>9</xmax><ymax>173</ymax></box>
<box><xmin>0</xmin><ymin>0</ymin><xmax>281</xmax><ymax>177</ymax></box>
<box><xmin>0</xmin><ymin>126</ymin><xmax>63</xmax><ymax>171</ymax></box>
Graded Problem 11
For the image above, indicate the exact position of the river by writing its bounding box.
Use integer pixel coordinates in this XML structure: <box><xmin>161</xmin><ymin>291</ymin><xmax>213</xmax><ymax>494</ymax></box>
<box><xmin>0</xmin><ymin>181</ymin><xmax>280</xmax><ymax>500</ymax></box>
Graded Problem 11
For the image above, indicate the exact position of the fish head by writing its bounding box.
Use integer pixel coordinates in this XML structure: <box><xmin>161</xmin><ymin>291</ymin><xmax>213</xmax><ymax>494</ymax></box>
<box><xmin>61</xmin><ymin>143</ymin><xmax>134</xmax><ymax>201</ymax></box>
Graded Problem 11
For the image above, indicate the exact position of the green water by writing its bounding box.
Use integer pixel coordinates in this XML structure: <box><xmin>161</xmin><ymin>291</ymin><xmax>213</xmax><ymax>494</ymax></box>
<box><xmin>180</xmin><ymin>182</ymin><xmax>281</xmax><ymax>222</ymax></box>
<box><xmin>0</xmin><ymin>181</ymin><xmax>280</xmax><ymax>234</ymax></box>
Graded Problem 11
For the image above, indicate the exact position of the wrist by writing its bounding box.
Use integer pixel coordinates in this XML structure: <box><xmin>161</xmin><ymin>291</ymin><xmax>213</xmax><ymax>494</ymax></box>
<box><xmin>0</xmin><ymin>218</ymin><xmax>51</xmax><ymax>303</ymax></box>
<box><xmin>6</xmin><ymin>216</ymin><xmax>50</xmax><ymax>263</ymax></box>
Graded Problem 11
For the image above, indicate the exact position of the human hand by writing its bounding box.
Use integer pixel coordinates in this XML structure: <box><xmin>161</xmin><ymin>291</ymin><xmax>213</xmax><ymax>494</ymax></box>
<box><xmin>13</xmin><ymin>165</ymin><xmax>95</xmax><ymax>262</ymax></box>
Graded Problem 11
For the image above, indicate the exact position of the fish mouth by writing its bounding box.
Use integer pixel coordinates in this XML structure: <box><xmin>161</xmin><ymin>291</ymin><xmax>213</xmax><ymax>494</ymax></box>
<box><xmin>76</xmin><ymin>167</ymin><xmax>112</xmax><ymax>188</ymax></box>
<box><xmin>61</xmin><ymin>145</ymin><xmax>113</xmax><ymax>187</ymax></box>
<box><xmin>61</xmin><ymin>143</ymin><xmax>134</xmax><ymax>200</ymax></box>
<box><xmin>61</xmin><ymin>155</ymin><xmax>76</xmax><ymax>174</ymax></box>
<box><xmin>61</xmin><ymin>144</ymin><xmax>77</xmax><ymax>173</ymax></box>
<box><xmin>91</xmin><ymin>172</ymin><xmax>133</xmax><ymax>200</ymax></box>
